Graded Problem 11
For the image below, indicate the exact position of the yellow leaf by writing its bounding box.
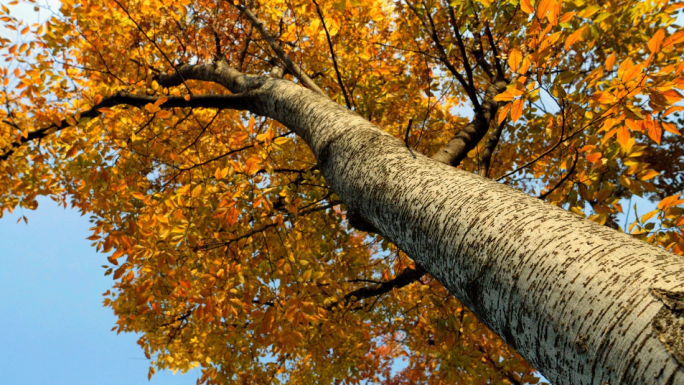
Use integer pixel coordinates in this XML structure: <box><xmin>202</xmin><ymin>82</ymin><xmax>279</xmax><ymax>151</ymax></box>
<box><xmin>508</xmin><ymin>49</ymin><xmax>522</xmax><ymax>72</ymax></box>
<box><xmin>191</xmin><ymin>185</ymin><xmax>203</xmax><ymax>197</ymax></box>
<box><xmin>132</xmin><ymin>192</ymin><xmax>145</xmax><ymax>200</ymax></box>
<box><xmin>641</xmin><ymin>209</ymin><xmax>659</xmax><ymax>223</ymax></box>
<box><xmin>273</xmin><ymin>137</ymin><xmax>290</xmax><ymax>145</ymax></box>
<box><xmin>648</xmin><ymin>29</ymin><xmax>665</xmax><ymax>53</ymax></box>
<box><xmin>510</xmin><ymin>98</ymin><xmax>524</xmax><ymax>123</ymax></box>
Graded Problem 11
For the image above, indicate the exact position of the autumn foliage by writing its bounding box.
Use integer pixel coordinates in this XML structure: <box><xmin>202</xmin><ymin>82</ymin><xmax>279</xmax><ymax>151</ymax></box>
<box><xmin>1</xmin><ymin>0</ymin><xmax>683</xmax><ymax>383</ymax></box>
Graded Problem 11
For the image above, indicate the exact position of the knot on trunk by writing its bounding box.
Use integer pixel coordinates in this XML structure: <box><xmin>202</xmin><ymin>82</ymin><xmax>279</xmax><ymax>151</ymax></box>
<box><xmin>651</xmin><ymin>288</ymin><xmax>684</xmax><ymax>365</ymax></box>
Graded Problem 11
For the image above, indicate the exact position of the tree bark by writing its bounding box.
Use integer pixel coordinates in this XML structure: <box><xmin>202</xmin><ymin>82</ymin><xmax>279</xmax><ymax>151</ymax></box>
<box><xmin>157</xmin><ymin>62</ymin><xmax>684</xmax><ymax>384</ymax></box>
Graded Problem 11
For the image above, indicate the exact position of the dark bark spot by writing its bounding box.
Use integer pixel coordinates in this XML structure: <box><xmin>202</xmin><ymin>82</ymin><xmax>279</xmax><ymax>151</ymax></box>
<box><xmin>652</xmin><ymin>288</ymin><xmax>684</xmax><ymax>365</ymax></box>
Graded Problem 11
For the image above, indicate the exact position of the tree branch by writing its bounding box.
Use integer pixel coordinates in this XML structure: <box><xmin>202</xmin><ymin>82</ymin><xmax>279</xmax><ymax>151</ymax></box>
<box><xmin>479</xmin><ymin>118</ymin><xmax>506</xmax><ymax>178</ymax></box>
<box><xmin>313</xmin><ymin>0</ymin><xmax>352</xmax><ymax>109</ymax></box>
<box><xmin>404</xmin><ymin>0</ymin><xmax>476</xmax><ymax>109</ymax></box>
<box><xmin>539</xmin><ymin>150</ymin><xmax>579</xmax><ymax>200</ymax></box>
<box><xmin>233</xmin><ymin>4</ymin><xmax>328</xmax><ymax>97</ymax></box>
<box><xmin>327</xmin><ymin>265</ymin><xmax>426</xmax><ymax>310</ymax></box>
<box><xmin>237</xmin><ymin>24</ymin><xmax>253</xmax><ymax>72</ymax></box>
<box><xmin>0</xmin><ymin>92</ymin><xmax>254</xmax><ymax>161</ymax></box>
<box><xmin>431</xmin><ymin>80</ymin><xmax>507</xmax><ymax>167</ymax></box>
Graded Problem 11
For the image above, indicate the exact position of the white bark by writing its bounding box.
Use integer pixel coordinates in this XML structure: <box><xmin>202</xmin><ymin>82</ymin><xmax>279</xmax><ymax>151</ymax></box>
<box><xmin>157</xmin><ymin>63</ymin><xmax>684</xmax><ymax>385</ymax></box>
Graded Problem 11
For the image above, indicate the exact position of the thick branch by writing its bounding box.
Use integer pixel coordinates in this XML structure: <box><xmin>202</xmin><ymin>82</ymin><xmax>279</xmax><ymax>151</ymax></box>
<box><xmin>479</xmin><ymin>118</ymin><xmax>506</xmax><ymax>178</ymax></box>
<box><xmin>234</xmin><ymin>5</ymin><xmax>328</xmax><ymax>97</ymax></box>
<box><xmin>0</xmin><ymin>92</ymin><xmax>253</xmax><ymax>161</ymax></box>
<box><xmin>328</xmin><ymin>265</ymin><xmax>426</xmax><ymax>310</ymax></box>
<box><xmin>484</xmin><ymin>24</ymin><xmax>505</xmax><ymax>80</ymax></box>
<box><xmin>431</xmin><ymin>80</ymin><xmax>507</xmax><ymax>167</ymax></box>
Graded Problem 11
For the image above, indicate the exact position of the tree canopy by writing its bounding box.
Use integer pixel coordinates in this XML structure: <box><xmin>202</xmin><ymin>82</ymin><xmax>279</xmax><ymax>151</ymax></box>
<box><xmin>1</xmin><ymin>0</ymin><xmax>683</xmax><ymax>383</ymax></box>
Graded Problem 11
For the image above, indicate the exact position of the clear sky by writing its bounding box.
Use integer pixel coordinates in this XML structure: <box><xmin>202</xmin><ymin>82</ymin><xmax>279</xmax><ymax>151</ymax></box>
<box><xmin>0</xmin><ymin>198</ymin><xmax>198</xmax><ymax>384</ymax></box>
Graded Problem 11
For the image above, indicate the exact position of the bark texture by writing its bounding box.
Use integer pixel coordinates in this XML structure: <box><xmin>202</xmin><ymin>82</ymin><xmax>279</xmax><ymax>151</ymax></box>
<box><xmin>157</xmin><ymin>63</ymin><xmax>684</xmax><ymax>385</ymax></box>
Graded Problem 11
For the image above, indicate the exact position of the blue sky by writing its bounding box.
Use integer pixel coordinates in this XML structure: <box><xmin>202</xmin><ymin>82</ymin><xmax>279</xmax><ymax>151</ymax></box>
<box><xmin>0</xmin><ymin>198</ymin><xmax>198</xmax><ymax>384</ymax></box>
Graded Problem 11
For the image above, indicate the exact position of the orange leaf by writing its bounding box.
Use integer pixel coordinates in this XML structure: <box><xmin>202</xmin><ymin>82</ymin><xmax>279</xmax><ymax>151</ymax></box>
<box><xmin>510</xmin><ymin>98</ymin><xmax>524</xmax><ymax>123</ymax></box>
<box><xmin>616</xmin><ymin>125</ymin><xmax>630</xmax><ymax>146</ymax></box>
<box><xmin>565</xmin><ymin>27</ymin><xmax>585</xmax><ymax>51</ymax></box>
<box><xmin>245</xmin><ymin>157</ymin><xmax>261</xmax><ymax>175</ymax></box>
<box><xmin>494</xmin><ymin>91</ymin><xmax>514</xmax><ymax>102</ymax></box>
<box><xmin>586</xmin><ymin>152</ymin><xmax>601</xmax><ymax>163</ymax></box>
<box><xmin>113</xmin><ymin>266</ymin><xmax>126</xmax><ymax>280</ymax></box>
<box><xmin>498</xmin><ymin>103</ymin><xmax>511</xmax><ymax>125</ymax></box>
<box><xmin>592</xmin><ymin>91</ymin><xmax>616</xmax><ymax>104</ymax></box>
<box><xmin>247</xmin><ymin>115</ymin><xmax>256</xmax><ymax>134</ymax></box>
<box><xmin>521</xmin><ymin>0</ymin><xmax>534</xmax><ymax>14</ymax></box>
<box><xmin>648</xmin><ymin>29</ymin><xmax>665</xmax><ymax>53</ymax></box>
<box><xmin>662</xmin><ymin>121</ymin><xmax>681</xmax><ymax>136</ymax></box>
<box><xmin>663</xmin><ymin>30</ymin><xmax>684</xmax><ymax>49</ymax></box>
<box><xmin>508</xmin><ymin>49</ymin><xmax>522</xmax><ymax>72</ymax></box>
<box><xmin>646</xmin><ymin>118</ymin><xmax>662</xmax><ymax>144</ymax></box>
<box><xmin>227</xmin><ymin>207</ymin><xmax>239</xmax><ymax>226</ymax></box>
<box><xmin>637</xmin><ymin>169</ymin><xmax>659</xmax><ymax>181</ymax></box>
<box><xmin>663</xmin><ymin>106</ymin><xmax>684</xmax><ymax>117</ymax></box>
<box><xmin>94</xmin><ymin>94</ymin><xmax>103</xmax><ymax>105</ymax></box>
<box><xmin>536</xmin><ymin>0</ymin><xmax>554</xmax><ymax>20</ymax></box>
<box><xmin>156</xmin><ymin>110</ymin><xmax>172</xmax><ymax>119</ymax></box>
<box><xmin>621</xmin><ymin>63</ymin><xmax>643</xmax><ymax>83</ymax></box>
<box><xmin>153</xmin><ymin>96</ymin><xmax>168</xmax><ymax>107</ymax></box>
<box><xmin>658</xmin><ymin>194</ymin><xmax>682</xmax><ymax>210</ymax></box>
<box><xmin>66</xmin><ymin>146</ymin><xmax>78</xmax><ymax>158</ymax></box>
<box><xmin>605</xmin><ymin>52</ymin><xmax>616</xmax><ymax>71</ymax></box>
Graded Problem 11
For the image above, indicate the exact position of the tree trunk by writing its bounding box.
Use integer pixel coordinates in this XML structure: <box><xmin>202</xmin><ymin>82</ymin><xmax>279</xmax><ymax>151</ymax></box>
<box><xmin>158</xmin><ymin>63</ymin><xmax>684</xmax><ymax>385</ymax></box>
